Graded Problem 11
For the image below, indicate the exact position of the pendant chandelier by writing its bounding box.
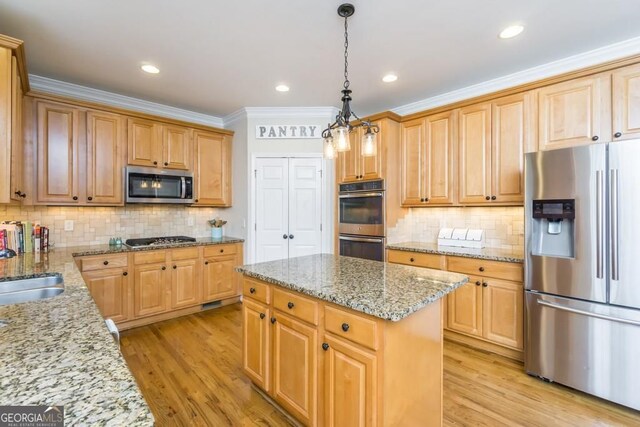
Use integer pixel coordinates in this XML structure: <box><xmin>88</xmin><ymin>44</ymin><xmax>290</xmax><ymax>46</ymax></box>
<box><xmin>322</xmin><ymin>3</ymin><xmax>379</xmax><ymax>160</ymax></box>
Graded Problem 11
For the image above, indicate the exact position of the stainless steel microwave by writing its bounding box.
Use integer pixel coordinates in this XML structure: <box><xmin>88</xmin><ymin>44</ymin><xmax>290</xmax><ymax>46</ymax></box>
<box><xmin>125</xmin><ymin>166</ymin><xmax>194</xmax><ymax>204</ymax></box>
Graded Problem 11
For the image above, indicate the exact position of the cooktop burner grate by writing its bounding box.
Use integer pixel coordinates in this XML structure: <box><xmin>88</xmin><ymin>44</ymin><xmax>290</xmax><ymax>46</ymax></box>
<box><xmin>125</xmin><ymin>236</ymin><xmax>196</xmax><ymax>247</ymax></box>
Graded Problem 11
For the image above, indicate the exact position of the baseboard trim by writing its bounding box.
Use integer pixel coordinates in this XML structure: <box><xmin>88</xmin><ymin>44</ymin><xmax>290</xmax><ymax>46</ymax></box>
<box><xmin>444</xmin><ymin>329</ymin><xmax>524</xmax><ymax>362</ymax></box>
<box><xmin>250</xmin><ymin>383</ymin><xmax>303</xmax><ymax>427</ymax></box>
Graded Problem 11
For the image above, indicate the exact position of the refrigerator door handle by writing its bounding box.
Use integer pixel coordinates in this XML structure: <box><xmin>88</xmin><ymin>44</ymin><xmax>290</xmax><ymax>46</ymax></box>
<box><xmin>610</xmin><ymin>169</ymin><xmax>620</xmax><ymax>281</ymax></box>
<box><xmin>596</xmin><ymin>170</ymin><xmax>604</xmax><ymax>279</ymax></box>
<box><xmin>537</xmin><ymin>299</ymin><xmax>640</xmax><ymax>327</ymax></box>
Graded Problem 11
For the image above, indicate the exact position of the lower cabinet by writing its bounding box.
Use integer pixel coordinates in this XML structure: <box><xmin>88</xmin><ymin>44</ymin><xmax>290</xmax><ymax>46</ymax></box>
<box><xmin>133</xmin><ymin>261</ymin><xmax>169</xmax><ymax>317</ymax></box>
<box><xmin>170</xmin><ymin>257</ymin><xmax>201</xmax><ymax>309</ymax></box>
<box><xmin>481</xmin><ymin>277</ymin><xmax>524</xmax><ymax>349</ymax></box>
<box><xmin>242</xmin><ymin>298</ymin><xmax>271</xmax><ymax>391</ymax></box>
<box><xmin>83</xmin><ymin>267</ymin><xmax>130</xmax><ymax>323</ymax></box>
<box><xmin>203</xmin><ymin>254</ymin><xmax>237</xmax><ymax>302</ymax></box>
<box><xmin>446</xmin><ymin>277</ymin><xmax>483</xmax><ymax>336</ymax></box>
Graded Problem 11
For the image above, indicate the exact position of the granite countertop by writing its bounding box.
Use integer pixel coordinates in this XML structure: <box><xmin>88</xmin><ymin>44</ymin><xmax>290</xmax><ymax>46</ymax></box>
<box><xmin>237</xmin><ymin>254</ymin><xmax>468</xmax><ymax>322</ymax></box>
<box><xmin>387</xmin><ymin>242</ymin><xmax>524</xmax><ymax>264</ymax></box>
<box><xmin>70</xmin><ymin>236</ymin><xmax>244</xmax><ymax>257</ymax></box>
<box><xmin>0</xmin><ymin>236</ymin><xmax>245</xmax><ymax>424</ymax></box>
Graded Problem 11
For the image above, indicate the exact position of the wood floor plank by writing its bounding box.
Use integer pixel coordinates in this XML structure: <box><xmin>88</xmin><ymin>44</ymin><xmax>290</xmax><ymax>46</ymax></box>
<box><xmin>121</xmin><ymin>303</ymin><xmax>640</xmax><ymax>426</ymax></box>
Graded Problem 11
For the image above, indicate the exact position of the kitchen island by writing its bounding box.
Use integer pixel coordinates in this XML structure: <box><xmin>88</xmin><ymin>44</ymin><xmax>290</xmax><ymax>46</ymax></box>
<box><xmin>237</xmin><ymin>254</ymin><xmax>468</xmax><ymax>426</ymax></box>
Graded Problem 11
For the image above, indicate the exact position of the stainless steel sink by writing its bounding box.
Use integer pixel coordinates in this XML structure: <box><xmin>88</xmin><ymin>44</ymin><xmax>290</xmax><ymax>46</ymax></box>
<box><xmin>0</xmin><ymin>275</ymin><xmax>65</xmax><ymax>306</ymax></box>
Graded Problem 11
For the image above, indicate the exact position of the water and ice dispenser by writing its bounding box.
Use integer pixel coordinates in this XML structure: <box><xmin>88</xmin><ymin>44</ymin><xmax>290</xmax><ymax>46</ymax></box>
<box><xmin>531</xmin><ymin>199</ymin><xmax>575</xmax><ymax>258</ymax></box>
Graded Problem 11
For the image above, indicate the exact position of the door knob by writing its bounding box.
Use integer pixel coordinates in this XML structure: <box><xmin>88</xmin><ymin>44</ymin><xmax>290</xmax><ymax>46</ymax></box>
<box><xmin>482</xmin><ymin>282</ymin><xmax>488</xmax><ymax>287</ymax></box>
<box><xmin>103</xmin><ymin>261</ymin><xmax>109</xmax><ymax>265</ymax></box>
<box><xmin>491</xmin><ymin>196</ymin><xmax>496</xmax><ymax>200</ymax></box>
<box><xmin>592</xmin><ymin>135</ymin><xmax>599</xmax><ymax>141</ymax></box>
<box><xmin>173</xmin><ymin>265</ymin><xmax>177</xmax><ymax>269</ymax></box>
<box><xmin>322</xmin><ymin>343</ymin><xmax>329</xmax><ymax>351</ymax></box>
<box><xmin>270</xmin><ymin>317</ymin><xmax>277</xmax><ymax>324</ymax></box>
<box><xmin>475</xmin><ymin>281</ymin><xmax>481</xmax><ymax>286</ymax></box>
<box><xmin>73</xmin><ymin>196</ymin><xmax>78</xmax><ymax>201</ymax></box>
<box><xmin>88</xmin><ymin>196</ymin><xmax>93</xmax><ymax>201</ymax></box>
<box><xmin>164</xmin><ymin>162</ymin><xmax>169</xmax><ymax>166</ymax></box>
<box><xmin>614</xmin><ymin>132</ymin><xmax>622</xmax><ymax>138</ymax></box>
<box><xmin>485</xmin><ymin>196</ymin><xmax>490</xmax><ymax>201</ymax></box>
<box><xmin>161</xmin><ymin>266</ymin><xmax>166</xmax><ymax>270</ymax></box>
<box><xmin>259</xmin><ymin>313</ymin><xmax>265</xmax><ymax>319</ymax></box>
<box><xmin>153</xmin><ymin>161</ymin><xmax>158</xmax><ymax>165</ymax></box>
<box><xmin>283</xmin><ymin>234</ymin><xmax>289</xmax><ymax>239</ymax></box>
<box><xmin>289</xmin><ymin>234</ymin><xmax>294</xmax><ymax>239</ymax></box>
<box><xmin>123</xmin><ymin>272</ymin><xmax>128</xmax><ymax>276</ymax></box>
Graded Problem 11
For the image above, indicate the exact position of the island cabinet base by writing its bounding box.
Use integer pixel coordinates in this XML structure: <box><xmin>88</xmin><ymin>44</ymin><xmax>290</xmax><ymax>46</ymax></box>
<box><xmin>241</xmin><ymin>276</ymin><xmax>443</xmax><ymax>427</ymax></box>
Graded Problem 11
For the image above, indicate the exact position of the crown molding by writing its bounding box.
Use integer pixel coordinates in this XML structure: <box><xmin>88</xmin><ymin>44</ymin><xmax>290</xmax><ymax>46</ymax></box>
<box><xmin>28</xmin><ymin>74</ymin><xmax>225</xmax><ymax>128</ymax></box>
<box><xmin>224</xmin><ymin>106</ymin><xmax>339</xmax><ymax>122</ymax></box>
<box><xmin>392</xmin><ymin>35</ymin><xmax>640</xmax><ymax>116</ymax></box>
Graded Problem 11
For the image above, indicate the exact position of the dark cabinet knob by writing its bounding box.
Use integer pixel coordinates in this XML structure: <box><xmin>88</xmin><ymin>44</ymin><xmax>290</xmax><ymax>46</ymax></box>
<box><xmin>475</xmin><ymin>281</ymin><xmax>481</xmax><ymax>286</ymax></box>
<box><xmin>425</xmin><ymin>198</ymin><xmax>429</xmax><ymax>202</ymax></box>
<box><xmin>87</xmin><ymin>196</ymin><xmax>93</xmax><ymax>201</ymax></box>
<box><xmin>289</xmin><ymin>234</ymin><xmax>294</xmax><ymax>239</ymax></box>
<box><xmin>322</xmin><ymin>343</ymin><xmax>330</xmax><ymax>351</ymax></box>
<box><xmin>14</xmin><ymin>191</ymin><xmax>21</xmax><ymax>197</ymax></box>
<box><xmin>485</xmin><ymin>196</ymin><xmax>490</xmax><ymax>200</ymax></box>
<box><xmin>73</xmin><ymin>196</ymin><xmax>78</xmax><ymax>200</ymax></box>
<box><xmin>249</xmin><ymin>287</ymin><xmax>256</xmax><ymax>294</ymax></box>
<box><xmin>173</xmin><ymin>265</ymin><xmax>177</xmax><ymax>269</ymax></box>
<box><xmin>614</xmin><ymin>132</ymin><xmax>622</xmax><ymax>138</ymax></box>
<box><xmin>260</xmin><ymin>313</ymin><xmax>265</xmax><ymax>319</ymax></box>
<box><xmin>19</xmin><ymin>192</ymin><xmax>26</xmax><ymax>198</ymax></box>
<box><xmin>164</xmin><ymin>162</ymin><xmax>169</xmax><ymax>166</ymax></box>
<box><xmin>287</xmin><ymin>302</ymin><xmax>294</xmax><ymax>309</ymax></box>
<box><xmin>270</xmin><ymin>317</ymin><xmax>276</xmax><ymax>324</ymax></box>
<box><xmin>195</xmin><ymin>199</ymin><xmax>199</xmax><ymax>203</ymax></box>
<box><xmin>283</xmin><ymin>234</ymin><xmax>288</xmax><ymax>239</ymax></box>
<box><xmin>482</xmin><ymin>282</ymin><xmax>488</xmax><ymax>287</ymax></box>
<box><xmin>341</xmin><ymin>323</ymin><xmax>350</xmax><ymax>332</ymax></box>
<box><xmin>161</xmin><ymin>266</ymin><xmax>166</xmax><ymax>270</ymax></box>
<box><xmin>123</xmin><ymin>272</ymin><xmax>128</xmax><ymax>276</ymax></box>
<box><xmin>479</xmin><ymin>267</ymin><xmax>485</xmax><ymax>272</ymax></box>
<box><xmin>219</xmin><ymin>249</ymin><xmax>224</xmax><ymax>253</ymax></box>
<box><xmin>592</xmin><ymin>135</ymin><xmax>599</xmax><ymax>141</ymax></box>
<box><xmin>410</xmin><ymin>257</ymin><xmax>415</xmax><ymax>262</ymax></box>
<box><xmin>153</xmin><ymin>161</ymin><xmax>158</xmax><ymax>165</ymax></box>
<box><xmin>204</xmin><ymin>261</ymin><xmax>209</xmax><ymax>265</ymax></box>
<box><xmin>103</xmin><ymin>261</ymin><xmax>109</xmax><ymax>265</ymax></box>
<box><xmin>491</xmin><ymin>196</ymin><xmax>497</xmax><ymax>201</ymax></box>
<box><xmin>420</xmin><ymin>198</ymin><xmax>425</xmax><ymax>202</ymax></box>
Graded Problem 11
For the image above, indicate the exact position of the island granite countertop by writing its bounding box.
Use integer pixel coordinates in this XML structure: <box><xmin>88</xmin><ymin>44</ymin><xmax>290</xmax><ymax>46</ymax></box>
<box><xmin>387</xmin><ymin>241</ymin><xmax>524</xmax><ymax>264</ymax></box>
<box><xmin>0</xmin><ymin>237</ymin><xmax>242</xmax><ymax>425</ymax></box>
<box><xmin>237</xmin><ymin>254</ymin><xmax>468</xmax><ymax>321</ymax></box>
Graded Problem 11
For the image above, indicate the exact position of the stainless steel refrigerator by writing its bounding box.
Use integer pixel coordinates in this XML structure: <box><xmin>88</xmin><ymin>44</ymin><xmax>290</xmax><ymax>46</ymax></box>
<box><xmin>525</xmin><ymin>140</ymin><xmax>640</xmax><ymax>411</ymax></box>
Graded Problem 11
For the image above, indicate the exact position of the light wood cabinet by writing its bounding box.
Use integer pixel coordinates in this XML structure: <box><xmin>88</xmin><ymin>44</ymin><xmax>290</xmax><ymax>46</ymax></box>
<box><xmin>458</xmin><ymin>103</ymin><xmax>492</xmax><ymax>204</ymax></box>
<box><xmin>447</xmin><ymin>278</ymin><xmax>483</xmax><ymax>336</ymax></box>
<box><xmin>170</xmin><ymin>257</ymin><xmax>201</xmax><ymax>309</ymax></box>
<box><xmin>612</xmin><ymin>63</ymin><xmax>640</xmax><ymax>141</ymax></box>
<box><xmin>193</xmin><ymin>130</ymin><xmax>232</xmax><ymax>206</ymax></box>
<box><xmin>323</xmin><ymin>333</ymin><xmax>376</xmax><ymax>427</ymax></box>
<box><xmin>9</xmin><ymin>56</ymin><xmax>24</xmax><ymax>202</ymax></box>
<box><xmin>83</xmin><ymin>267</ymin><xmax>130</xmax><ymax>323</ymax></box>
<box><xmin>271</xmin><ymin>311</ymin><xmax>318</xmax><ymax>426</ymax></box>
<box><xmin>127</xmin><ymin>117</ymin><xmax>160</xmax><ymax>168</ymax></box>
<box><xmin>482</xmin><ymin>278</ymin><xmax>524</xmax><ymax>349</ymax></box>
<box><xmin>242</xmin><ymin>298</ymin><xmax>271</xmax><ymax>391</ymax></box>
<box><xmin>133</xmin><ymin>261</ymin><xmax>169</xmax><ymax>318</ymax></box>
<box><xmin>162</xmin><ymin>124</ymin><xmax>191</xmax><ymax>170</ymax></box>
<box><xmin>338</xmin><ymin>128</ymin><xmax>361</xmax><ymax>183</ymax></box>
<box><xmin>86</xmin><ymin>110</ymin><xmax>124</xmax><ymax>205</ymax></box>
<box><xmin>401</xmin><ymin>111</ymin><xmax>456</xmax><ymax>206</ymax></box>
<box><xmin>202</xmin><ymin>254</ymin><xmax>237</xmax><ymax>302</ymax></box>
<box><xmin>336</xmin><ymin>120</ymin><xmax>386</xmax><ymax>184</ymax></box>
<box><xmin>36</xmin><ymin>100</ymin><xmax>81</xmax><ymax>204</ymax></box>
<box><xmin>537</xmin><ymin>73</ymin><xmax>611</xmax><ymax>151</ymax></box>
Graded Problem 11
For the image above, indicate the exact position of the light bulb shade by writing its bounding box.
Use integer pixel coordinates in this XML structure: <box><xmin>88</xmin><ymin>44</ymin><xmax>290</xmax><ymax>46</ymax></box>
<box><xmin>324</xmin><ymin>136</ymin><xmax>336</xmax><ymax>159</ymax></box>
<box><xmin>361</xmin><ymin>129</ymin><xmax>377</xmax><ymax>157</ymax></box>
<box><xmin>332</xmin><ymin>126</ymin><xmax>350</xmax><ymax>152</ymax></box>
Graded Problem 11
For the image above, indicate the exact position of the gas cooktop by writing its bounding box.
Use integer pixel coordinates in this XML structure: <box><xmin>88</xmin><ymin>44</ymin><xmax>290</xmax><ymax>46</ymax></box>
<box><xmin>124</xmin><ymin>236</ymin><xmax>196</xmax><ymax>247</ymax></box>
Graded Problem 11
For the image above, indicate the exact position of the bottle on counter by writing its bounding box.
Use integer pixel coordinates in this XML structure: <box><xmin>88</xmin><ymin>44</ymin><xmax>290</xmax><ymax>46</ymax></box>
<box><xmin>115</xmin><ymin>237</ymin><xmax>122</xmax><ymax>248</ymax></box>
<box><xmin>109</xmin><ymin>238</ymin><xmax>116</xmax><ymax>247</ymax></box>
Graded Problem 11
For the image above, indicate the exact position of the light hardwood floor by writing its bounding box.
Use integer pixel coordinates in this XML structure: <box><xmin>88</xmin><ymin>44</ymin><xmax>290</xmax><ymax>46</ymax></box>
<box><xmin>121</xmin><ymin>303</ymin><xmax>640</xmax><ymax>426</ymax></box>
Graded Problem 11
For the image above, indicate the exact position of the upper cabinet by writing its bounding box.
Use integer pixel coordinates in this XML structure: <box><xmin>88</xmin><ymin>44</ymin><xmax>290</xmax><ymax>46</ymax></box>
<box><xmin>401</xmin><ymin>111</ymin><xmax>456</xmax><ymax>206</ymax></box>
<box><xmin>86</xmin><ymin>110</ymin><xmax>125</xmax><ymax>205</ymax></box>
<box><xmin>127</xmin><ymin>118</ymin><xmax>191</xmax><ymax>170</ymax></box>
<box><xmin>458</xmin><ymin>103</ymin><xmax>492</xmax><ymax>204</ymax></box>
<box><xmin>193</xmin><ymin>130</ymin><xmax>232</xmax><ymax>206</ymax></box>
<box><xmin>612</xmin><ymin>63</ymin><xmax>640</xmax><ymax>141</ymax></box>
<box><xmin>9</xmin><ymin>56</ymin><xmax>24</xmax><ymax>202</ymax></box>
<box><xmin>537</xmin><ymin>73</ymin><xmax>611</xmax><ymax>151</ymax></box>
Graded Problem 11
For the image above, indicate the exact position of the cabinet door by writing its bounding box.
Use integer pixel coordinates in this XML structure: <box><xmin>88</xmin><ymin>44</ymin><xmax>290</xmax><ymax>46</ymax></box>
<box><xmin>243</xmin><ymin>298</ymin><xmax>270</xmax><ymax>391</ymax></box>
<box><xmin>538</xmin><ymin>73</ymin><xmax>611</xmax><ymax>150</ymax></box>
<box><xmin>133</xmin><ymin>262</ymin><xmax>168</xmax><ymax>317</ymax></box>
<box><xmin>360</xmin><ymin>122</ymin><xmax>382</xmax><ymax>181</ymax></box>
<box><xmin>36</xmin><ymin>101</ymin><xmax>81</xmax><ymax>203</ymax></box>
<box><xmin>323</xmin><ymin>333</ymin><xmax>376</xmax><ymax>427</ymax></box>
<box><xmin>337</xmin><ymin>130</ymin><xmax>360</xmax><ymax>183</ymax></box>
<box><xmin>162</xmin><ymin>125</ymin><xmax>191</xmax><ymax>170</ymax></box>
<box><xmin>127</xmin><ymin>117</ymin><xmax>161</xmax><ymax>167</ymax></box>
<box><xmin>612</xmin><ymin>63</ymin><xmax>640</xmax><ymax>141</ymax></box>
<box><xmin>202</xmin><ymin>254</ymin><xmax>237</xmax><ymax>302</ymax></box>
<box><xmin>425</xmin><ymin>111</ymin><xmax>456</xmax><ymax>205</ymax></box>
<box><xmin>447</xmin><ymin>279</ymin><xmax>482</xmax><ymax>336</ymax></box>
<box><xmin>170</xmin><ymin>257</ymin><xmax>201</xmax><ymax>309</ymax></box>
<box><xmin>400</xmin><ymin>118</ymin><xmax>425</xmax><ymax>206</ymax></box>
<box><xmin>482</xmin><ymin>278</ymin><xmax>523</xmax><ymax>350</ymax></box>
<box><xmin>272</xmin><ymin>312</ymin><xmax>317</xmax><ymax>426</ymax></box>
<box><xmin>193</xmin><ymin>130</ymin><xmax>231</xmax><ymax>206</ymax></box>
<box><xmin>458</xmin><ymin>103</ymin><xmax>491</xmax><ymax>204</ymax></box>
<box><xmin>9</xmin><ymin>56</ymin><xmax>23</xmax><ymax>202</ymax></box>
<box><xmin>491</xmin><ymin>94</ymin><xmax>527</xmax><ymax>204</ymax></box>
<box><xmin>83</xmin><ymin>268</ymin><xmax>130</xmax><ymax>323</ymax></box>
<box><xmin>86</xmin><ymin>111</ymin><xmax>124</xmax><ymax>205</ymax></box>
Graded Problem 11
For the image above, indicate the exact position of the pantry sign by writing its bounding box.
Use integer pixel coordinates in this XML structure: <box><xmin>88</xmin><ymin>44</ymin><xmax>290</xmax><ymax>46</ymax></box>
<box><xmin>256</xmin><ymin>125</ymin><xmax>320</xmax><ymax>139</ymax></box>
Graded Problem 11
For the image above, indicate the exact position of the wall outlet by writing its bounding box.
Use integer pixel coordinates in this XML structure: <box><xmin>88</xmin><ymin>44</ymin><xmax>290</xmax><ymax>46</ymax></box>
<box><xmin>187</xmin><ymin>217</ymin><xmax>195</xmax><ymax>227</ymax></box>
<box><xmin>64</xmin><ymin>220</ymin><xmax>74</xmax><ymax>231</ymax></box>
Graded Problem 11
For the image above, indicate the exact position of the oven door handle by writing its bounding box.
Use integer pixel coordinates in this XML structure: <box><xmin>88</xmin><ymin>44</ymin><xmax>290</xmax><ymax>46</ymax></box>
<box><xmin>339</xmin><ymin>192</ymin><xmax>384</xmax><ymax>199</ymax></box>
<box><xmin>339</xmin><ymin>236</ymin><xmax>384</xmax><ymax>243</ymax></box>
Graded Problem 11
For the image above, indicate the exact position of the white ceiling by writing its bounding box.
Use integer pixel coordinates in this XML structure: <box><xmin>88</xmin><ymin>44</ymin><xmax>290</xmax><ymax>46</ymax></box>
<box><xmin>1</xmin><ymin>0</ymin><xmax>640</xmax><ymax>118</ymax></box>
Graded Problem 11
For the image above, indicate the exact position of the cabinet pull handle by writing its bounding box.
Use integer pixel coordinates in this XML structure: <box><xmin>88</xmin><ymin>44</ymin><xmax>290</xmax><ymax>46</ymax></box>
<box><xmin>287</xmin><ymin>302</ymin><xmax>294</xmax><ymax>309</ymax></box>
<box><xmin>479</xmin><ymin>267</ymin><xmax>485</xmax><ymax>272</ymax></box>
<box><xmin>219</xmin><ymin>249</ymin><xmax>224</xmax><ymax>253</ymax></box>
<box><xmin>491</xmin><ymin>196</ymin><xmax>496</xmax><ymax>200</ymax></box>
<box><xmin>260</xmin><ymin>313</ymin><xmax>265</xmax><ymax>319</ymax></box>
<box><xmin>485</xmin><ymin>196</ymin><xmax>490</xmax><ymax>201</ymax></box>
<box><xmin>410</xmin><ymin>257</ymin><xmax>415</xmax><ymax>262</ymax></box>
<box><xmin>249</xmin><ymin>287</ymin><xmax>256</xmax><ymax>294</ymax></box>
<box><xmin>164</xmin><ymin>162</ymin><xmax>169</xmax><ymax>166</ymax></box>
<box><xmin>482</xmin><ymin>282</ymin><xmax>488</xmax><ymax>287</ymax></box>
<box><xmin>19</xmin><ymin>192</ymin><xmax>26</xmax><ymax>198</ymax></box>
<box><xmin>420</xmin><ymin>198</ymin><xmax>425</xmax><ymax>202</ymax></box>
<box><xmin>103</xmin><ymin>261</ymin><xmax>109</xmax><ymax>265</ymax></box>
<box><xmin>592</xmin><ymin>135</ymin><xmax>599</xmax><ymax>141</ymax></box>
<box><xmin>123</xmin><ymin>272</ymin><xmax>128</xmax><ymax>276</ymax></box>
<box><xmin>153</xmin><ymin>161</ymin><xmax>158</xmax><ymax>165</ymax></box>
<box><xmin>173</xmin><ymin>265</ymin><xmax>177</xmax><ymax>269</ymax></box>
<box><xmin>204</xmin><ymin>261</ymin><xmax>209</xmax><ymax>265</ymax></box>
<box><xmin>270</xmin><ymin>317</ymin><xmax>276</xmax><ymax>324</ymax></box>
<box><xmin>425</xmin><ymin>197</ymin><xmax>429</xmax><ymax>202</ymax></box>
<box><xmin>614</xmin><ymin>132</ymin><xmax>622</xmax><ymax>138</ymax></box>
<box><xmin>195</xmin><ymin>199</ymin><xmax>199</xmax><ymax>203</ymax></box>
<box><xmin>475</xmin><ymin>281</ymin><xmax>481</xmax><ymax>286</ymax></box>
<box><xmin>162</xmin><ymin>266</ymin><xmax>166</xmax><ymax>270</ymax></box>
<box><xmin>73</xmin><ymin>196</ymin><xmax>78</xmax><ymax>201</ymax></box>
<box><xmin>341</xmin><ymin>323</ymin><xmax>350</xmax><ymax>332</ymax></box>
<box><xmin>88</xmin><ymin>196</ymin><xmax>93</xmax><ymax>201</ymax></box>
<box><xmin>322</xmin><ymin>343</ymin><xmax>329</xmax><ymax>351</ymax></box>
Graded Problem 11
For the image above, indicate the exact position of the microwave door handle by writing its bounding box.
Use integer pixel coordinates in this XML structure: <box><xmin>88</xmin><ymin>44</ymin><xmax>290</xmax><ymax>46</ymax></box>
<box><xmin>339</xmin><ymin>192</ymin><xmax>384</xmax><ymax>198</ymax></box>
<box><xmin>181</xmin><ymin>177</ymin><xmax>186</xmax><ymax>199</ymax></box>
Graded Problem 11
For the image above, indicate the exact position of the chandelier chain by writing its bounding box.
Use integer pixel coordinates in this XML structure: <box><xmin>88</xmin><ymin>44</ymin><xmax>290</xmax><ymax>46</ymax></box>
<box><xmin>343</xmin><ymin>16</ymin><xmax>349</xmax><ymax>90</ymax></box>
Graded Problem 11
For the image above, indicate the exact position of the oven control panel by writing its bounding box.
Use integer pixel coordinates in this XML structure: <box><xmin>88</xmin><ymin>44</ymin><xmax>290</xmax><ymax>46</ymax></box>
<box><xmin>339</xmin><ymin>180</ymin><xmax>384</xmax><ymax>193</ymax></box>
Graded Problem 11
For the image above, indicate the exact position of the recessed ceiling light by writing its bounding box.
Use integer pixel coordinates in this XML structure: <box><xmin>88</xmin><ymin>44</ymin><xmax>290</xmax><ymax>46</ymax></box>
<box><xmin>382</xmin><ymin>74</ymin><xmax>398</xmax><ymax>83</ymax></box>
<box><xmin>141</xmin><ymin>64</ymin><xmax>160</xmax><ymax>74</ymax></box>
<box><xmin>499</xmin><ymin>25</ymin><xmax>524</xmax><ymax>39</ymax></box>
<box><xmin>275</xmin><ymin>84</ymin><xmax>290</xmax><ymax>92</ymax></box>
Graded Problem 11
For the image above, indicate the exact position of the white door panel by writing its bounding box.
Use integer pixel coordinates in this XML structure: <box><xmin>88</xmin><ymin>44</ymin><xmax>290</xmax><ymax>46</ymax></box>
<box><xmin>255</xmin><ymin>158</ymin><xmax>289</xmax><ymax>262</ymax></box>
<box><xmin>289</xmin><ymin>158</ymin><xmax>322</xmax><ymax>259</ymax></box>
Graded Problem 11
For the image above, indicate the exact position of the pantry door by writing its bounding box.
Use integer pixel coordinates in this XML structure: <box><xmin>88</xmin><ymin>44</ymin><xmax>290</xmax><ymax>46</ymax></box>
<box><xmin>288</xmin><ymin>158</ymin><xmax>322</xmax><ymax>258</ymax></box>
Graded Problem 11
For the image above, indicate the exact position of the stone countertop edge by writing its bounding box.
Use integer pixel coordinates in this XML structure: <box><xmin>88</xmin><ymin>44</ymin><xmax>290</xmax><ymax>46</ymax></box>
<box><xmin>70</xmin><ymin>236</ymin><xmax>245</xmax><ymax>257</ymax></box>
<box><xmin>386</xmin><ymin>242</ymin><xmax>524</xmax><ymax>264</ymax></box>
<box><xmin>236</xmin><ymin>255</ymin><xmax>469</xmax><ymax>322</ymax></box>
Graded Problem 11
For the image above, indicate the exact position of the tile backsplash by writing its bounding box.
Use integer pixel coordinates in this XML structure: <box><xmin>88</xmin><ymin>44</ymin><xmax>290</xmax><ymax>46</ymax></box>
<box><xmin>387</xmin><ymin>207</ymin><xmax>524</xmax><ymax>253</ymax></box>
<box><xmin>0</xmin><ymin>205</ymin><xmax>222</xmax><ymax>248</ymax></box>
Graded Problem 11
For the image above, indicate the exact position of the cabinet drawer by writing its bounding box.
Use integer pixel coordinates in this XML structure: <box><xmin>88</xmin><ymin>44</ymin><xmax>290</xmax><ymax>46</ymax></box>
<box><xmin>204</xmin><ymin>244</ymin><xmax>237</xmax><ymax>257</ymax></box>
<box><xmin>243</xmin><ymin>278</ymin><xmax>270</xmax><ymax>304</ymax></box>
<box><xmin>170</xmin><ymin>247</ymin><xmax>199</xmax><ymax>260</ymax></box>
<box><xmin>387</xmin><ymin>250</ymin><xmax>444</xmax><ymax>269</ymax></box>
<box><xmin>133</xmin><ymin>250</ymin><xmax>167</xmax><ymax>265</ymax></box>
<box><xmin>80</xmin><ymin>254</ymin><xmax>128</xmax><ymax>272</ymax></box>
<box><xmin>447</xmin><ymin>256</ymin><xmax>523</xmax><ymax>282</ymax></box>
<box><xmin>324</xmin><ymin>305</ymin><xmax>378</xmax><ymax>350</ymax></box>
<box><xmin>273</xmin><ymin>288</ymin><xmax>319</xmax><ymax>326</ymax></box>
